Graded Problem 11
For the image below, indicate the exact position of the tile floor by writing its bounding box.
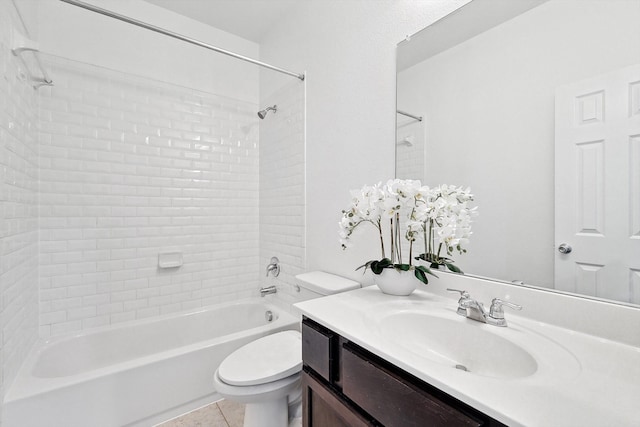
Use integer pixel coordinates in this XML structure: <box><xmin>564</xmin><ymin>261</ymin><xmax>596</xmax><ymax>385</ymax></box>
<box><xmin>157</xmin><ymin>399</ymin><xmax>303</xmax><ymax>427</ymax></box>
<box><xmin>157</xmin><ymin>400</ymin><xmax>244</xmax><ymax>427</ymax></box>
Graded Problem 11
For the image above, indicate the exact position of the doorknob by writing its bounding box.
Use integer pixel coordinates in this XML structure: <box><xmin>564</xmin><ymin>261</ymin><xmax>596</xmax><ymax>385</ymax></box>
<box><xmin>558</xmin><ymin>243</ymin><xmax>572</xmax><ymax>254</ymax></box>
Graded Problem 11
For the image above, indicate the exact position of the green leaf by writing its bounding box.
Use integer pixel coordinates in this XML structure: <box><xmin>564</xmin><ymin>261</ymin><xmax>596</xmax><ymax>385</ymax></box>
<box><xmin>355</xmin><ymin>260</ymin><xmax>375</xmax><ymax>271</ymax></box>
<box><xmin>414</xmin><ymin>268</ymin><xmax>427</xmax><ymax>284</ymax></box>
<box><xmin>371</xmin><ymin>260</ymin><xmax>385</xmax><ymax>274</ymax></box>
<box><xmin>394</xmin><ymin>263</ymin><xmax>411</xmax><ymax>271</ymax></box>
<box><xmin>416</xmin><ymin>265</ymin><xmax>438</xmax><ymax>279</ymax></box>
<box><xmin>356</xmin><ymin>258</ymin><xmax>394</xmax><ymax>275</ymax></box>
<box><xmin>445</xmin><ymin>263</ymin><xmax>463</xmax><ymax>274</ymax></box>
<box><xmin>378</xmin><ymin>258</ymin><xmax>392</xmax><ymax>267</ymax></box>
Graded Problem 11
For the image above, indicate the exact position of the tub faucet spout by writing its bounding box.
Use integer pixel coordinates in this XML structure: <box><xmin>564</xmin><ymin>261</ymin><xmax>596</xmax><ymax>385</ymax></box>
<box><xmin>260</xmin><ymin>285</ymin><xmax>277</xmax><ymax>297</ymax></box>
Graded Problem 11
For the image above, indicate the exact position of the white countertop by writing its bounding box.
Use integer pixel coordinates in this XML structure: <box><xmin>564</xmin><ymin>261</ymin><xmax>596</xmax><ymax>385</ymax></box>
<box><xmin>295</xmin><ymin>286</ymin><xmax>640</xmax><ymax>427</ymax></box>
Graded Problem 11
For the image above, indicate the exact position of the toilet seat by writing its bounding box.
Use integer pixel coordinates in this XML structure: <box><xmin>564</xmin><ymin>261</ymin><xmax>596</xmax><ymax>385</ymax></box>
<box><xmin>218</xmin><ymin>330</ymin><xmax>302</xmax><ymax>386</ymax></box>
<box><xmin>213</xmin><ymin>370</ymin><xmax>301</xmax><ymax>403</ymax></box>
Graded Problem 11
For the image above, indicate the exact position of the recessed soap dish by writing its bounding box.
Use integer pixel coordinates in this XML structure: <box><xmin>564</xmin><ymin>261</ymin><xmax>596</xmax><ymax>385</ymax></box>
<box><xmin>158</xmin><ymin>252</ymin><xmax>183</xmax><ymax>269</ymax></box>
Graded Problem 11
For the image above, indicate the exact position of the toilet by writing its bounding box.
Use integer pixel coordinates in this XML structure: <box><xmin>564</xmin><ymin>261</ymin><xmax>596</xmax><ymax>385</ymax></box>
<box><xmin>213</xmin><ymin>271</ymin><xmax>360</xmax><ymax>427</ymax></box>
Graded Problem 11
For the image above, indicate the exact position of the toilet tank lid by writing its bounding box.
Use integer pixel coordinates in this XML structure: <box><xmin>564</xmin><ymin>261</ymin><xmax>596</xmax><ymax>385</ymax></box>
<box><xmin>295</xmin><ymin>271</ymin><xmax>360</xmax><ymax>295</ymax></box>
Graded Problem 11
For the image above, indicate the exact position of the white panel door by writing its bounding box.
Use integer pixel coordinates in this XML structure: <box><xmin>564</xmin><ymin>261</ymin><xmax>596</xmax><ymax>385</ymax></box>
<box><xmin>555</xmin><ymin>64</ymin><xmax>640</xmax><ymax>303</ymax></box>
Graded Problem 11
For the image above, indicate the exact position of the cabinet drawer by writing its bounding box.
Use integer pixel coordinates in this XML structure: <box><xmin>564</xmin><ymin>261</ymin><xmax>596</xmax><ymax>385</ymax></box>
<box><xmin>302</xmin><ymin>318</ymin><xmax>335</xmax><ymax>382</ymax></box>
<box><xmin>342</xmin><ymin>344</ymin><xmax>484</xmax><ymax>427</ymax></box>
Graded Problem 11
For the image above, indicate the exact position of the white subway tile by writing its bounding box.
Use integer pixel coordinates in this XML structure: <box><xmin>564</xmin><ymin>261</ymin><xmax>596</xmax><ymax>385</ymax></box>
<box><xmin>148</xmin><ymin>295</ymin><xmax>171</xmax><ymax>307</ymax></box>
<box><xmin>110</xmin><ymin>311</ymin><xmax>136</xmax><ymax>324</ymax></box>
<box><xmin>37</xmin><ymin>57</ymin><xmax>265</xmax><ymax>336</ymax></box>
<box><xmin>136</xmin><ymin>306</ymin><xmax>160</xmax><ymax>319</ymax></box>
<box><xmin>40</xmin><ymin>288</ymin><xmax>68</xmax><ymax>301</ymax></box>
<box><xmin>82</xmin><ymin>315</ymin><xmax>110</xmax><ymax>329</ymax></box>
<box><xmin>67</xmin><ymin>306</ymin><xmax>97</xmax><ymax>321</ymax></box>
<box><xmin>50</xmin><ymin>320</ymin><xmax>82</xmax><ymax>335</ymax></box>
<box><xmin>67</xmin><ymin>262</ymin><xmax>97</xmax><ymax>275</ymax></box>
<box><xmin>97</xmin><ymin>302</ymin><xmax>123</xmax><ymax>316</ymax></box>
<box><xmin>51</xmin><ymin>297</ymin><xmax>83</xmax><ymax>311</ymax></box>
<box><xmin>82</xmin><ymin>294</ymin><xmax>110</xmax><ymax>306</ymax></box>
<box><xmin>67</xmin><ymin>283</ymin><xmax>97</xmax><ymax>298</ymax></box>
<box><xmin>111</xmin><ymin>290</ymin><xmax>137</xmax><ymax>302</ymax></box>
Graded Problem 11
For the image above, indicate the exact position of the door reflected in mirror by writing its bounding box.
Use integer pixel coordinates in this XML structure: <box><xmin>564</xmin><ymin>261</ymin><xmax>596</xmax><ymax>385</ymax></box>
<box><xmin>396</xmin><ymin>0</ymin><xmax>640</xmax><ymax>306</ymax></box>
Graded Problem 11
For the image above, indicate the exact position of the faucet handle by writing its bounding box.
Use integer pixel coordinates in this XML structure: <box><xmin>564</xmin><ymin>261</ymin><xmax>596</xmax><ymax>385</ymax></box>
<box><xmin>447</xmin><ymin>289</ymin><xmax>471</xmax><ymax>317</ymax></box>
<box><xmin>446</xmin><ymin>288</ymin><xmax>470</xmax><ymax>298</ymax></box>
<box><xmin>266</xmin><ymin>256</ymin><xmax>280</xmax><ymax>277</ymax></box>
<box><xmin>489</xmin><ymin>298</ymin><xmax>522</xmax><ymax>319</ymax></box>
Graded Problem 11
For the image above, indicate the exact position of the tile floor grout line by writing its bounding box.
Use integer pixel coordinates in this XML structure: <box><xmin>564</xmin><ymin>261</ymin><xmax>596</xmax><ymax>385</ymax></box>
<box><xmin>216</xmin><ymin>403</ymin><xmax>232</xmax><ymax>427</ymax></box>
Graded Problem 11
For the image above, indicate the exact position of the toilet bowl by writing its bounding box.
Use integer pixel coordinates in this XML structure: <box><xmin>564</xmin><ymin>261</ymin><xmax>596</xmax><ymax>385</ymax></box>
<box><xmin>213</xmin><ymin>272</ymin><xmax>360</xmax><ymax>427</ymax></box>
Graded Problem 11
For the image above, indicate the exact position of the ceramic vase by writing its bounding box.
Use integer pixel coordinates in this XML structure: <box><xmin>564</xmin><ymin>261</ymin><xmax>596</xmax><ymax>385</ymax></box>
<box><xmin>374</xmin><ymin>268</ymin><xmax>417</xmax><ymax>296</ymax></box>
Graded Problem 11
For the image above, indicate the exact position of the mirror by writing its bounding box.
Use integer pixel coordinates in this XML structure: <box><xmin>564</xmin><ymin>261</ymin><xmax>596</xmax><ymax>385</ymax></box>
<box><xmin>396</xmin><ymin>0</ymin><xmax>640</xmax><ymax>306</ymax></box>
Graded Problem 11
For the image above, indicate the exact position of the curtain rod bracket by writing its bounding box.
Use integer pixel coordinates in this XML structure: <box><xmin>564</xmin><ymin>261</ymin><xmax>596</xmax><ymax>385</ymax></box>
<box><xmin>11</xmin><ymin>30</ymin><xmax>54</xmax><ymax>88</ymax></box>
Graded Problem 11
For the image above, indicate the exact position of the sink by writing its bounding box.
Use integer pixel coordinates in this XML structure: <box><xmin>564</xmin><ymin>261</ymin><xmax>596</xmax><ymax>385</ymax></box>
<box><xmin>379</xmin><ymin>312</ymin><xmax>538</xmax><ymax>379</ymax></box>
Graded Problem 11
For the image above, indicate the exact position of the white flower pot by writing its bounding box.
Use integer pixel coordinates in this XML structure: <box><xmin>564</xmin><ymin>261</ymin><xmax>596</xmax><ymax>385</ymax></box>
<box><xmin>374</xmin><ymin>269</ymin><xmax>417</xmax><ymax>296</ymax></box>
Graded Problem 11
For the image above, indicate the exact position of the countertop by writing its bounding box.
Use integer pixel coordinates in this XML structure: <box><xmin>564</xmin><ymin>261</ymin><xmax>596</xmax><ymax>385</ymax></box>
<box><xmin>295</xmin><ymin>286</ymin><xmax>640</xmax><ymax>427</ymax></box>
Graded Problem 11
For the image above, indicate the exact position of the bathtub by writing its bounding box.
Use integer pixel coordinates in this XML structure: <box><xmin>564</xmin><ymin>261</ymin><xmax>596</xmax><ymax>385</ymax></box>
<box><xmin>3</xmin><ymin>300</ymin><xmax>299</xmax><ymax>427</ymax></box>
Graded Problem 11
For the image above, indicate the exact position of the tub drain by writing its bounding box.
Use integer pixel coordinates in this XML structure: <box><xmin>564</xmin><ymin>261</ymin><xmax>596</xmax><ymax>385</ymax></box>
<box><xmin>455</xmin><ymin>364</ymin><xmax>469</xmax><ymax>372</ymax></box>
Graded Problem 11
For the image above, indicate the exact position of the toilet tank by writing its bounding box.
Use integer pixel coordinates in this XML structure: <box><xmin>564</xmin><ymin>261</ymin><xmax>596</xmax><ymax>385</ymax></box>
<box><xmin>294</xmin><ymin>271</ymin><xmax>361</xmax><ymax>302</ymax></box>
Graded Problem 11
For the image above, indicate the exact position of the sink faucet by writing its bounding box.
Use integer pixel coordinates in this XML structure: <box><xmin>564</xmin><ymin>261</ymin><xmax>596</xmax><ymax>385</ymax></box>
<box><xmin>447</xmin><ymin>289</ymin><xmax>522</xmax><ymax>327</ymax></box>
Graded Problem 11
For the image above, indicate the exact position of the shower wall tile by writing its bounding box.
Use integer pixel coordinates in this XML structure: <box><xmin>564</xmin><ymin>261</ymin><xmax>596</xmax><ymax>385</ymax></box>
<box><xmin>259</xmin><ymin>81</ymin><xmax>306</xmax><ymax>311</ymax></box>
<box><xmin>38</xmin><ymin>57</ymin><xmax>260</xmax><ymax>337</ymax></box>
<box><xmin>395</xmin><ymin>120</ymin><xmax>425</xmax><ymax>180</ymax></box>
<box><xmin>0</xmin><ymin>0</ymin><xmax>40</xmax><ymax>412</ymax></box>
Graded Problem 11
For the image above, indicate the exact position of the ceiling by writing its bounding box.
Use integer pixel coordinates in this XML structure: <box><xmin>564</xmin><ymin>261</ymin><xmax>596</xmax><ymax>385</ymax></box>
<box><xmin>144</xmin><ymin>0</ymin><xmax>301</xmax><ymax>43</ymax></box>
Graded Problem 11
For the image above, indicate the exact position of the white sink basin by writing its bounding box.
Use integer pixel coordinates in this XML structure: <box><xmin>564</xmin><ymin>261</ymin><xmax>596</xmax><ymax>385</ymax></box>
<box><xmin>378</xmin><ymin>311</ymin><xmax>574</xmax><ymax>380</ymax></box>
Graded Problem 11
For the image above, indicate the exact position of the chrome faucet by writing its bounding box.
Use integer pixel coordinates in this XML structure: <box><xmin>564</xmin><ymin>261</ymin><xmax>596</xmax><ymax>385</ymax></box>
<box><xmin>447</xmin><ymin>289</ymin><xmax>522</xmax><ymax>327</ymax></box>
<box><xmin>260</xmin><ymin>285</ymin><xmax>277</xmax><ymax>297</ymax></box>
<box><xmin>266</xmin><ymin>256</ymin><xmax>280</xmax><ymax>277</ymax></box>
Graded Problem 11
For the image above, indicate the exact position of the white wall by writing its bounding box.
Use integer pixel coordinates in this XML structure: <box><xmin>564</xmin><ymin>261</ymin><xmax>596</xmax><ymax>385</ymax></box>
<box><xmin>398</xmin><ymin>0</ymin><xmax>640</xmax><ymax>287</ymax></box>
<box><xmin>0</xmin><ymin>0</ymin><xmax>40</xmax><ymax>415</ymax></box>
<box><xmin>37</xmin><ymin>0</ymin><xmax>259</xmax><ymax>102</ymax></box>
<box><xmin>259</xmin><ymin>0</ymin><xmax>469</xmax><ymax>284</ymax></box>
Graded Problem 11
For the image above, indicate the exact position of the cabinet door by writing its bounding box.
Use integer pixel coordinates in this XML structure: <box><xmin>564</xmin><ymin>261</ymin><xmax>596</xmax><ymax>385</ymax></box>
<box><xmin>302</xmin><ymin>370</ymin><xmax>373</xmax><ymax>427</ymax></box>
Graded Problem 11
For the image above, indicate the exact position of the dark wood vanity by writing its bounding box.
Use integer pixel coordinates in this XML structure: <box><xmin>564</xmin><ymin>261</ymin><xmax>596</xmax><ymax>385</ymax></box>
<box><xmin>301</xmin><ymin>317</ymin><xmax>507</xmax><ymax>427</ymax></box>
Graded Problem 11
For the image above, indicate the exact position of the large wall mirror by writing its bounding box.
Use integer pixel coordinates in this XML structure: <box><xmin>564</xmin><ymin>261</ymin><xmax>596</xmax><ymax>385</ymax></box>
<box><xmin>396</xmin><ymin>0</ymin><xmax>640</xmax><ymax>306</ymax></box>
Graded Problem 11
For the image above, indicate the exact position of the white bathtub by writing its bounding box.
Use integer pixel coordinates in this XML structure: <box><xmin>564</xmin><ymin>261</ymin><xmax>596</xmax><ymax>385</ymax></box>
<box><xmin>4</xmin><ymin>300</ymin><xmax>299</xmax><ymax>427</ymax></box>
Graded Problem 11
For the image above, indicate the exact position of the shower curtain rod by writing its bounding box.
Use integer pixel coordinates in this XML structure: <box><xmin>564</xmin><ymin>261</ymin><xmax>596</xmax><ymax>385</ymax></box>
<box><xmin>59</xmin><ymin>0</ymin><xmax>305</xmax><ymax>81</ymax></box>
<box><xmin>397</xmin><ymin>110</ymin><xmax>423</xmax><ymax>122</ymax></box>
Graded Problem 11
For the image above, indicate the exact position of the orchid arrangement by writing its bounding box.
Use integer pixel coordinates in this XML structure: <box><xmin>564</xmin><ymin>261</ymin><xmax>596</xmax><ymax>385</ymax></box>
<box><xmin>339</xmin><ymin>179</ymin><xmax>477</xmax><ymax>284</ymax></box>
<box><xmin>407</xmin><ymin>184</ymin><xmax>477</xmax><ymax>272</ymax></box>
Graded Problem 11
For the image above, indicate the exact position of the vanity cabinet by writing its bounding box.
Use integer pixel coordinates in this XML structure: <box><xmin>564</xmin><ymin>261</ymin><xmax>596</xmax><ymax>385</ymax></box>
<box><xmin>301</xmin><ymin>317</ymin><xmax>506</xmax><ymax>427</ymax></box>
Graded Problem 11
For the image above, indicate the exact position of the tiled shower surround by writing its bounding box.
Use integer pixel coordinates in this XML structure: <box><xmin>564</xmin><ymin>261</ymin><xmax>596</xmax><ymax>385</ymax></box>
<box><xmin>0</xmin><ymin>0</ymin><xmax>40</xmax><ymax>416</ymax></box>
<box><xmin>37</xmin><ymin>57</ymin><xmax>262</xmax><ymax>336</ymax></box>
<box><xmin>259</xmin><ymin>81</ymin><xmax>305</xmax><ymax>309</ymax></box>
